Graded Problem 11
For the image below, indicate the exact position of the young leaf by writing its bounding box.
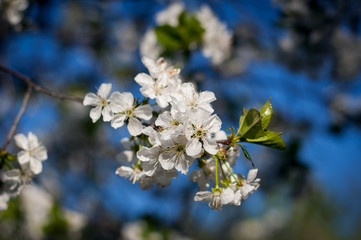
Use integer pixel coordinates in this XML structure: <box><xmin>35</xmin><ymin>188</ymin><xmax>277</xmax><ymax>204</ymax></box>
<box><xmin>245</xmin><ymin>130</ymin><xmax>287</xmax><ymax>150</ymax></box>
<box><xmin>238</xmin><ymin>108</ymin><xmax>247</xmax><ymax>131</ymax></box>
<box><xmin>239</xmin><ymin>108</ymin><xmax>263</xmax><ymax>139</ymax></box>
<box><xmin>259</xmin><ymin>98</ymin><xmax>273</xmax><ymax>130</ymax></box>
<box><xmin>237</xmin><ymin>144</ymin><xmax>255</xmax><ymax>167</ymax></box>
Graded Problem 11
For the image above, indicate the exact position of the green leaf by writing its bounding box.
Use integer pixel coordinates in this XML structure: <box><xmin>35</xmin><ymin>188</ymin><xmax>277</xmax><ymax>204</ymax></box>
<box><xmin>239</xmin><ymin>108</ymin><xmax>263</xmax><ymax>139</ymax></box>
<box><xmin>238</xmin><ymin>108</ymin><xmax>247</xmax><ymax>131</ymax></box>
<box><xmin>154</xmin><ymin>25</ymin><xmax>183</xmax><ymax>51</ymax></box>
<box><xmin>237</xmin><ymin>144</ymin><xmax>254</xmax><ymax>167</ymax></box>
<box><xmin>245</xmin><ymin>130</ymin><xmax>287</xmax><ymax>150</ymax></box>
<box><xmin>260</xmin><ymin>97</ymin><xmax>273</xmax><ymax>130</ymax></box>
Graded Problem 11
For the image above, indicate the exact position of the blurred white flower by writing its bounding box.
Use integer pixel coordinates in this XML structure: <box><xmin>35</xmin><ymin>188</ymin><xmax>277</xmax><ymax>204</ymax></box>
<box><xmin>0</xmin><ymin>192</ymin><xmax>10</xmax><ymax>211</ymax></box>
<box><xmin>140</xmin><ymin>29</ymin><xmax>162</xmax><ymax>59</ymax></box>
<box><xmin>15</xmin><ymin>132</ymin><xmax>47</xmax><ymax>175</ymax></box>
<box><xmin>2</xmin><ymin>0</ymin><xmax>28</xmax><ymax>26</ymax></box>
<box><xmin>196</xmin><ymin>5</ymin><xmax>232</xmax><ymax>65</ymax></box>
<box><xmin>156</xmin><ymin>2</ymin><xmax>184</xmax><ymax>26</ymax></box>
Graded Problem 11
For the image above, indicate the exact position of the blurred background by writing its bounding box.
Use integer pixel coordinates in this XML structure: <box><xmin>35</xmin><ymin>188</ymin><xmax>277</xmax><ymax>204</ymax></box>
<box><xmin>1</xmin><ymin>0</ymin><xmax>361</xmax><ymax>239</ymax></box>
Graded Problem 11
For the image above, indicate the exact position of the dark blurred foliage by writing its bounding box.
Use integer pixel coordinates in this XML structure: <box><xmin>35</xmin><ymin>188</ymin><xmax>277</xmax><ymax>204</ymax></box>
<box><xmin>1</xmin><ymin>0</ymin><xmax>361</xmax><ymax>239</ymax></box>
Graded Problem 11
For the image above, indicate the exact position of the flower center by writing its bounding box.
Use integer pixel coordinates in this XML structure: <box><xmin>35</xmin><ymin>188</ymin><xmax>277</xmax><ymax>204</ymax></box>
<box><xmin>194</xmin><ymin>129</ymin><xmax>205</xmax><ymax>138</ymax></box>
<box><xmin>125</xmin><ymin>109</ymin><xmax>134</xmax><ymax>118</ymax></box>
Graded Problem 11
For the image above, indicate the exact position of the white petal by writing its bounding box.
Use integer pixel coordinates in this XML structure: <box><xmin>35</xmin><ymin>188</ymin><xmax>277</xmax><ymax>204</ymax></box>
<box><xmin>141</xmin><ymin>57</ymin><xmax>158</xmax><ymax>77</ymax></box>
<box><xmin>215</xmin><ymin>130</ymin><xmax>227</xmax><ymax>141</ymax></box>
<box><xmin>111</xmin><ymin>114</ymin><xmax>126</xmax><ymax>129</ymax></box>
<box><xmin>109</xmin><ymin>92</ymin><xmax>134</xmax><ymax>112</ymax></box>
<box><xmin>199</xmin><ymin>91</ymin><xmax>216</xmax><ymax>104</ymax></box>
<box><xmin>141</xmin><ymin>162</ymin><xmax>157</xmax><ymax>176</ymax></box>
<box><xmin>156</xmin><ymin>95</ymin><xmax>169</xmax><ymax>108</ymax></box>
<box><xmin>33</xmin><ymin>146</ymin><xmax>47</xmax><ymax>161</ymax></box>
<box><xmin>90</xmin><ymin>105</ymin><xmax>102</xmax><ymax>123</ymax></box>
<box><xmin>134</xmin><ymin>73</ymin><xmax>155</xmax><ymax>87</ymax></box>
<box><xmin>115</xmin><ymin>166</ymin><xmax>133</xmax><ymax>178</ymax></box>
<box><xmin>203</xmin><ymin>138</ymin><xmax>218</xmax><ymax>155</ymax></box>
<box><xmin>140</xmin><ymin>86</ymin><xmax>156</xmax><ymax>99</ymax></box>
<box><xmin>155</xmin><ymin>111</ymin><xmax>171</xmax><ymax>127</ymax></box>
<box><xmin>186</xmin><ymin>138</ymin><xmax>203</xmax><ymax>157</ymax></box>
<box><xmin>241</xmin><ymin>184</ymin><xmax>254</xmax><ymax>198</ymax></box>
<box><xmin>127</xmin><ymin>117</ymin><xmax>143</xmax><ymax>136</ymax></box>
<box><xmin>200</xmin><ymin>103</ymin><xmax>215</xmax><ymax>113</ymax></box>
<box><xmin>117</xmin><ymin>151</ymin><xmax>134</xmax><ymax>163</ymax></box>
<box><xmin>233</xmin><ymin>190</ymin><xmax>242</xmax><ymax>206</ymax></box>
<box><xmin>134</xmin><ymin>105</ymin><xmax>153</xmax><ymax>120</ymax></box>
<box><xmin>247</xmin><ymin>168</ymin><xmax>258</xmax><ymax>182</ymax></box>
<box><xmin>14</xmin><ymin>134</ymin><xmax>28</xmax><ymax>150</ymax></box>
<box><xmin>204</xmin><ymin>114</ymin><xmax>222</xmax><ymax>133</ymax></box>
<box><xmin>102</xmin><ymin>105</ymin><xmax>112</xmax><ymax>122</ymax></box>
<box><xmin>97</xmin><ymin>83</ymin><xmax>112</xmax><ymax>99</ymax></box>
<box><xmin>181</xmin><ymin>82</ymin><xmax>196</xmax><ymax>99</ymax></box>
<box><xmin>174</xmin><ymin>155</ymin><xmax>189</xmax><ymax>174</ymax></box>
<box><xmin>27</xmin><ymin>132</ymin><xmax>39</xmax><ymax>149</ymax></box>
<box><xmin>83</xmin><ymin>93</ymin><xmax>100</xmax><ymax>106</ymax></box>
<box><xmin>137</xmin><ymin>147</ymin><xmax>152</xmax><ymax>162</ymax></box>
<box><xmin>159</xmin><ymin>151</ymin><xmax>176</xmax><ymax>170</ymax></box>
<box><xmin>221</xmin><ymin>188</ymin><xmax>235</xmax><ymax>205</ymax></box>
<box><xmin>30</xmin><ymin>159</ymin><xmax>43</xmax><ymax>175</ymax></box>
<box><xmin>17</xmin><ymin>151</ymin><xmax>30</xmax><ymax>165</ymax></box>
<box><xmin>194</xmin><ymin>191</ymin><xmax>213</xmax><ymax>202</ymax></box>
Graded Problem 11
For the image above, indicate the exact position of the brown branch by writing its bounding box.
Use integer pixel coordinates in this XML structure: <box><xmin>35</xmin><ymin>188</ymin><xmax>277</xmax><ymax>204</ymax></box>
<box><xmin>0</xmin><ymin>65</ymin><xmax>84</xmax><ymax>103</ymax></box>
<box><xmin>216</xmin><ymin>139</ymin><xmax>232</xmax><ymax>145</ymax></box>
<box><xmin>1</xmin><ymin>86</ymin><xmax>32</xmax><ymax>150</ymax></box>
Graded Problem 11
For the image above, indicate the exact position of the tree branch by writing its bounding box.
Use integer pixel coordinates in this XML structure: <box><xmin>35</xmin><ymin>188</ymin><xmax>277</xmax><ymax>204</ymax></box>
<box><xmin>1</xmin><ymin>86</ymin><xmax>32</xmax><ymax>150</ymax></box>
<box><xmin>0</xmin><ymin>65</ymin><xmax>84</xmax><ymax>103</ymax></box>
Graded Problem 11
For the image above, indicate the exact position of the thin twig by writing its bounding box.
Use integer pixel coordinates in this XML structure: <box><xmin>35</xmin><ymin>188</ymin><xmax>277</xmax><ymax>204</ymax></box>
<box><xmin>1</xmin><ymin>86</ymin><xmax>32</xmax><ymax>150</ymax></box>
<box><xmin>216</xmin><ymin>139</ymin><xmax>231</xmax><ymax>145</ymax></box>
<box><xmin>0</xmin><ymin>65</ymin><xmax>84</xmax><ymax>103</ymax></box>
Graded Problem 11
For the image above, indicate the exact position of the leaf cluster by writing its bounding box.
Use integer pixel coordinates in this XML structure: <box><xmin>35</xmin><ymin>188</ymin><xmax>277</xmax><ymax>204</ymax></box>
<box><xmin>154</xmin><ymin>11</ymin><xmax>204</xmax><ymax>56</ymax></box>
<box><xmin>236</xmin><ymin>98</ymin><xmax>287</xmax><ymax>150</ymax></box>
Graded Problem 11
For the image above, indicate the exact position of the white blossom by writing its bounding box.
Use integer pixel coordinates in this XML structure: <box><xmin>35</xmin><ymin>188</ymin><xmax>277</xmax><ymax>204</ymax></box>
<box><xmin>137</xmin><ymin>146</ymin><xmax>163</xmax><ymax>176</ymax></box>
<box><xmin>184</xmin><ymin>109</ymin><xmax>222</xmax><ymax>157</ymax></box>
<box><xmin>194</xmin><ymin>190</ymin><xmax>222</xmax><ymax>210</ymax></box>
<box><xmin>135</xmin><ymin>57</ymin><xmax>181</xmax><ymax>108</ymax></box>
<box><xmin>116</xmin><ymin>166</ymin><xmax>144</xmax><ymax>184</ymax></box>
<box><xmin>170</xmin><ymin>82</ymin><xmax>216</xmax><ymax>113</ymax></box>
<box><xmin>110</xmin><ymin>92</ymin><xmax>153</xmax><ymax>136</ymax></box>
<box><xmin>196</xmin><ymin>5</ymin><xmax>232</xmax><ymax>65</ymax></box>
<box><xmin>83</xmin><ymin>83</ymin><xmax>114</xmax><ymax>123</ymax></box>
<box><xmin>0</xmin><ymin>169</ymin><xmax>24</xmax><ymax>197</ymax></box>
<box><xmin>240</xmin><ymin>168</ymin><xmax>260</xmax><ymax>199</ymax></box>
<box><xmin>14</xmin><ymin>132</ymin><xmax>47</xmax><ymax>175</ymax></box>
<box><xmin>140</xmin><ymin>29</ymin><xmax>162</xmax><ymax>60</ymax></box>
<box><xmin>155</xmin><ymin>109</ymin><xmax>186</xmax><ymax>140</ymax></box>
<box><xmin>188</xmin><ymin>158</ymin><xmax>215</xmax><ymax>191</ymax></box>
<box><xmin>158</xmin><ymin>135</ymin><xmax>195</xmax><ymax>174</ymax></box>
<box><xmin>156</xmin><ymin>2</ymin><xmax>185</xmax><ymax>26</ymax></box>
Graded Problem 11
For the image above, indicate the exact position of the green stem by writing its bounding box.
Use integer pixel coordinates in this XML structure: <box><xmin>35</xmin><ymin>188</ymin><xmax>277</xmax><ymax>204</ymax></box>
<box><xmin>214</xmin><ymin>156</ymin><xmax>219</xmax><ymax>189</ymax></box>
<box><xmin>223</xmin><ymin>160</ymin><xmax>240</xmax><ymax>185</ymax></box>
<box><xmin>218</xmin><ymin>157</ymin><xmax>227</xmax><ymax>181</ymax></box>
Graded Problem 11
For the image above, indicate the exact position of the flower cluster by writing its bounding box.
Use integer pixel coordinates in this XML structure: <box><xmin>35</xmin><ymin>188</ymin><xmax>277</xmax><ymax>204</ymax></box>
<box><xmin>0</xmin><ymin>132</ymin><xmax>47</xmax><ymax>211</ymax></box>
<box><xmin>83</xmin><ymin>56</ymin><xmax>275</xmax><ymax>210</ymax></box>
<box><xmin>140</xmin><ymin>3</ymin><xmax>232</xmax><ymax>65</ymax></box>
